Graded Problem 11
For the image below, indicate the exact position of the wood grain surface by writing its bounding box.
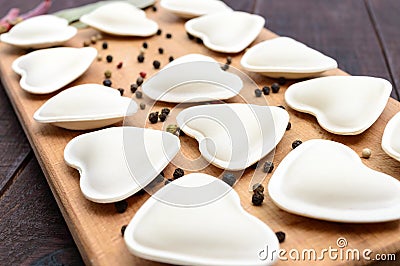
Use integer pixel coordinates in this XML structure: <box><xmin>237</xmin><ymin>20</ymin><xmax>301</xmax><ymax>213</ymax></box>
<box><xmin>0</xmin><ymin>1</ymin><xmax>399</xmax><ymax>265</ymax></box>
<box><xmin>0</xmin><ymin>86</ymin><xmax>30</xmax><ymax>193</ymax></box>
<box><xmin>0</xmin><ymin>155</ymin><xmax>83</xmax><ymax>265</ymax></box>
<box><xmin>254</xmin><ymin>0</ymin><xmax>398</xmax><ymax>100</ymax></box>
<box><xmin>366</xmin><ymin>0</ymin><xmax>400</xmax><ymax>100</ymax></box>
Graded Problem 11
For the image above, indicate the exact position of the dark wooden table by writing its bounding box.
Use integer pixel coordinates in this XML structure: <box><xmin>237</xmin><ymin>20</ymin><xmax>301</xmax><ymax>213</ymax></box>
<box><xmin>0</xmin><ymin>0</ymin><xmax>399</xmax><ymax>265</ymax></box>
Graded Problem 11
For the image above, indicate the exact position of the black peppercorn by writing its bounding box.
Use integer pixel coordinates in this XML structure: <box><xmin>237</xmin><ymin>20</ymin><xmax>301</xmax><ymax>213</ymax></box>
<box><xmin>161</xmin><ymin>108</ymin><xmax>170</xmax><ymax>115</ymax></box>
<box><xmin>173</xmin><ymin>168</ymin><xmax>184</xmax><ymax>179</ymax></box>
<box><xmin>117</xmin><ymin>62</ymin><xmax>123</xmax><ymax>69</ymax></box>
<box><xmin>166</xmin><ymin>33</ymin><xmax>172</xmax><ymax>39</ymax></box>
<box><xmin>158</xmin><ymin>48</ymin><xmax>164</xmax><ymax>54</ymax></box>
<box><xmin>121</xmin><ymin>225</ymin><xmax>127</xmax><ymax>236</ymax></box>
<box><xmin>252</xmin><ymin>193</ymin><xmax>264</xmax><ymax>206</ymax></box>
<box><xmin>187</xmin><ymin>32</ymin><xmax>195</xmax><ymax>40</ymax></box>
<box><xmin>275</xmin><ymin>231</ymin><xmax>286</xmax><ymax>243</ymax></box>
<box><xmin>226</xmin><ymin>56</ymin><xmax>232</xmax><ymax>65</ymax></box>
<box><xmin>102</xmin><ymin>42</ymin><xmax>108</xmax><ymax>49</ymax></box>
<box><xmin>103</xmin><ymin>79</ymin><xmax>112</xmax><ymax>87</ymax></box>
<box><xmin>159</xmin><ymin>113</ymin><xmax>167</xmax><ymax>122</ymax></box>
<box><xmin>255</xmin><ymin>89</ymin><xmax>262</xmax><ymax>97</ymax></box>
<box><xmin>278</xmin><ymin>77</ymin><xmax>286</xmax><ymax>86</ymax></box>
<box><xmin>117</xmin><ymin>88</ymin><xmax>124</xmax><ymax>96</ymax></box>
<box><xmin>137</xmin><ymin>54</ymin><xmax>145</xmax><ymax>63</ymax></box>
<box><xmin>157</xmin><ymin>29</ymin><xmax>162</xmax><ymax>35</ymax></box>
<box><xmin>142</xmin><ymin>42</ymin><xmax>148</xmax><ymax>49</ymax></box>
<box><xmin>222</xmin><ymin>173</ymin><xmax>236</xmax><ymax>187</ymax></box>
<box><xmin>140</xmin><ymin>103</ymin><xmax>146</xmax><ymax>110</ymax></box>
<box><xmin>130</xmin><ymin>84</ymin><xmax>138</xmax><ymax>93</ymax></box>
<box><xmin>115</xmin><ymin>200</ymin><xmax>128</xmax><ymax>213</ymax></box>
<box><xmin>292</xmin><ymin>140</ymin><xmax>302</xmax><ymax>149</ymax></box>
<box><xmin>286</xmin><ymin>122</ymin><xmax>291</xmax><ymax>130</ymax></box>
<box><xmin>271</xmin><ymin>83</ymin><xmax>280</xmax><ymax>93</ymax></box>
<box><xmin>136</xmin><ymin>77</ymin><xmax>144</xmax><ymax>86</ymax></box>
<box><xmin>221</xmin><ymin>64</ymin><xmax>229</xmax><ymax>71</ymax></box>
<box><xmin>262</xmin><ymin>86</ymin><xmax>270</xmax><ymax>95</ymax></box>
<box><xmin>149</xmin><ymin>112</ymin><xmax>159</xmax><ymax>124</ymax></box>
<box><xmin>252</xmin><ymin>183</ymin><xmax>264</xmax><ymax>194</ymax></box>
<box><xmin>169</xmin><ymin>56</ymin><xmax>174</xmax><ymax>62</ymax></box>
<box><xmin>135</xmin><ymin>91</ymin><xmax>143</xmax><ymax>98</ymax></box>
<box><xmin>263</xmin><ymin>161</ymin><xmax>274</xmax><ymax>173</ymax></box>
<box><xmin>106</xmin><ymin>55</ymin><xmax>113</xmax><ymax>63</ymax></box>
<box><xmin>153</xmin><ymin>60</ymin><xmax>161</xmax><ymax>69</ymax></box>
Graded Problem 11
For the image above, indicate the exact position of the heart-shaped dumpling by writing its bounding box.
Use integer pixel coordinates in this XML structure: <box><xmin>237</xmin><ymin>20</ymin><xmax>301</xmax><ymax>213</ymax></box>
<box><xmin>185</xmin><ymin>11</ymin><xmax>265</xmax><ymax>53</ymax></box>
<box><xmin>160</xmin><ymin>0</ymin><xmax>232</xmax><ymax>19</ymax></box>
<box><xmin>80</xmin><ymin>1</ymin><xmax>158</xmax><ymax>36</ymax></box>
<box><xmin>64</xmin><ymin>127</ymin><xmax>180</xmax><ymax>203</ymax></box>
<box><xmin>124</xmin><ymin>173</ymin><xmax>279</xmax><ymax>265</ymax></box>
<box><xmin>240</xmin><ymin>37</ymin><xmax>338</xmax><ymax>79</ymax></box>
<box><xmin>142</xmin><ymin>53</ymin><xmax>243</xmax><ymax>102</ymax></box>
<box><xmin>0</xmin><ymin>15</ymin><xmax>77</xmax><ymax>49</ymax></box>
<box><xmin>382</xmin><ymin>112</ymin><xmax>400</xmax><ymax>162</ymax></box>
<box><xmin>12</xmin><ymin>47</ymin><xmax>97</xmax><ymax>94</ymax></box>
<box><xmin>285</xmin><ymin>76</ymin><xmax>392</xmax><ymax>135</ymax></box>
<box><xmin>34</xmin><ymin>84</ymin><xmax>138</xmax><ymax>130</ymax></box>
<box><xmin>176</xmin><ymin>104</ymin><xmax>289</xmax><ymax>170</ymax></box>
<box><xmin>268</xmin><ymin>139</ymin><xmax>400</xmax><ymax>223</ymax></box>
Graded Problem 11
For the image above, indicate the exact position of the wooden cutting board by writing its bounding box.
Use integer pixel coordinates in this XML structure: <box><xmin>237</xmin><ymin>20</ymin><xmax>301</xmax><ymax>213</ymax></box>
<box><xmin>0</xmin><ymin>6</ymin><xmax>399</xmax><ymax>266</ymax></box>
